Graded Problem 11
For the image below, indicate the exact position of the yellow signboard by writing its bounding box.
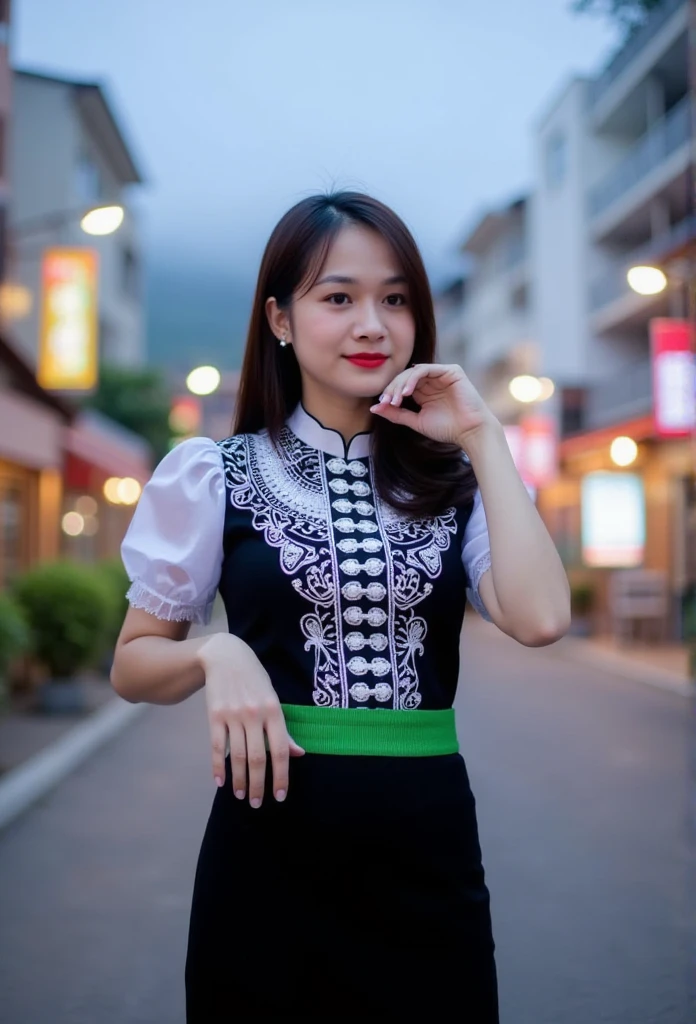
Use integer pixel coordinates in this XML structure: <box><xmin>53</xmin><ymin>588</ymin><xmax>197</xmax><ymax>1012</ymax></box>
<box><xmin>38</xmin><ymin>248</ymin><xmax>98</xmax><ymax>391</ymax></box>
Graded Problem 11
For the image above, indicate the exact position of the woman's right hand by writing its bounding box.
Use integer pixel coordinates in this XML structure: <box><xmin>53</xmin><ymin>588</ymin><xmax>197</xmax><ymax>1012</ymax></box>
<box><xmin>197</xmin><ymin>632</ymin><xmax>305</xmax><ymax>807</ymax></box>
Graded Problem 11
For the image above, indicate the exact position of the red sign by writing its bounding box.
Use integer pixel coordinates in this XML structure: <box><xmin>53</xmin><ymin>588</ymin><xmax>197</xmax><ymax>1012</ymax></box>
<box><xmin>519</xmin><ymin>415</ymin><xmax>558</xmax><ymax>488</ymax></box>
<box><xmin>650</xmin><ymin>318</ymin><xmax>695</xmax><ymax>438</ymax></box>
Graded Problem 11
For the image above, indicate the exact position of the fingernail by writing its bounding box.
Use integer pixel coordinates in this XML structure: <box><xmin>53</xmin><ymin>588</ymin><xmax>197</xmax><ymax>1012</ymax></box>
<box><xmin>379</xmin><ymin>393</ymin><xmax>388</xmax><ymax>403</ymax></box>
<box><xmin>215</xmin><ymin>776</ymin><xmax>224</xmax><ymax>787</ymax></box>
<box><xmin>250</xmin><ymin>798</ymin><xmax>262</xmax><ymax>809</ymax></box>
<box><xmin>391</xmin><ymin>396</ymin><xmax>399</xmax><ymax>405</ymax></box>
<box><xmin>276</xmin><ymin>789</ymin><xmax>287</xmax><ymax>802</ymax></box>
<box><xmin>234</xmin><ymin>790</ymin><xmax>245</xmax><ymax>800</ymax></box>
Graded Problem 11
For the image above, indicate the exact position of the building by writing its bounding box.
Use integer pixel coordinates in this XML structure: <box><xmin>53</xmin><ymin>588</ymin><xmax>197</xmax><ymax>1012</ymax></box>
<box><xmin>441</xmin><ymin>0</ymin><xmax>695</xmax><ymax>639</ymax></box>
<box><xmin>532</xmin><ymin>0</ymin><xmax>695</xmax><ymax>635</ymax></box>
<box><xmin>0</xmin><ymin>28</ymin><xmax>153</xmax><ymax>577</ymax></box>
<box><xmin>0</xmin><ymin>0</ymin><xmax>10</xmax><ymax>283</ymax></box>
<box><xmin>0</xmin><ymin>333</ymin><xmax>69</xmax><ymax>587</ymax></box>
<box><xmin>444</xmin><ymin>196</ymin><xmax>537</xmax><ymax>425</ymax></box>
<box><xmin>5</xmin><ymin>68</ymin><xmax>146</xmax><ymax>369</ymax></box>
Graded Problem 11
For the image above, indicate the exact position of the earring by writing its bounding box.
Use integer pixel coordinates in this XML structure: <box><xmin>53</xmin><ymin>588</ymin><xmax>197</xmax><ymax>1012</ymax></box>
<box><xmin>279</xmin><ymin>335</ymin><xmax>288</xmax><ymax>348</ymax></box>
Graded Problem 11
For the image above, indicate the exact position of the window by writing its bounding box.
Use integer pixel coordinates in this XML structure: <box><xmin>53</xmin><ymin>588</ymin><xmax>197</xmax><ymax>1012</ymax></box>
<box><xmin>545</xmin><ymin>131</ymin><xmax>567</xmax><ymax>189</ymax></box>
<box><xmin>121</xmin><ymin>246</ymin><xmax>140</xmax><ymax>300</ymax></box>
<box><xmin>75</xmin><ymin>149</ymin><xmax>103</xmax><ymax>204</ymax></box>
<box><xmin>0</xmin><ymin>468</ymin><xmax>30</xmax><ymax>588</ymax></box>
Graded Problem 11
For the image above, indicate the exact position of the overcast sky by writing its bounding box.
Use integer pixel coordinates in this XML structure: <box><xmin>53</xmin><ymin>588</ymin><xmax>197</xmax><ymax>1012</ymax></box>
<box><xmin>13</xmin><ymin>0</ymin><xmax>619</xmax><ymax>367</ymax></box>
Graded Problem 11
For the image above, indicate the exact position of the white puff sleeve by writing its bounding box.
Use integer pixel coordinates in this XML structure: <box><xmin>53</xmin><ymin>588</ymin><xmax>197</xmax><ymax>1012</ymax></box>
<box><xmin>461</xmin><ymin>489</ymin><xmax>493</xmax><ymax>622</ymax></box>
<box><xmin>121</xmin><ymin>437</ymin><xmax>226</xmax><ymax>624</ymax></box>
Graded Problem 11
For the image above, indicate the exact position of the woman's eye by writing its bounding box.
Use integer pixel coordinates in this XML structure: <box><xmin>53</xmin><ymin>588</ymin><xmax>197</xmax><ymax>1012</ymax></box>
<box><xmin>326</xmin><ymin>293</ymin><xmax>351</xmax><ymax>305</ymax></box>
<box><xmin>385</xmin><ymin>294</ymin><xmax>407</xmax><ymax>306</ymax></box>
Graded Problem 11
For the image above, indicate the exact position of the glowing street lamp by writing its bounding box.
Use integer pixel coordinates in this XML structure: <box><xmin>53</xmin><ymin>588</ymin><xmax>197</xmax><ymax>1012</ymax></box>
<box><xmin>79</xmin><ymin>204</ymin><xmax>125</xmax><ymax>236</ymax></box>
<box><xmin>508</xmin><ymin>375</ymin><xmax>555</xmax><ymax>404</ymax></box>
<box><xmin>627</xmin><ymin>265</ymin><xmax>668</xmax><ymax>296</ymax></box>
<box><xmin>186</xmin><ymin>365</ymin><xmax>221</xmax><ymax>396</ymax></box>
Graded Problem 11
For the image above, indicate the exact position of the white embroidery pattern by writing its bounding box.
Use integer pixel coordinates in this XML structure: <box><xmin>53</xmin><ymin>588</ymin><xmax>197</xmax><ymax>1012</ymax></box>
<box><xmin>217</xmin><ymin>430</ymin><xmax>457</xmax><ymax>709</ymax></box>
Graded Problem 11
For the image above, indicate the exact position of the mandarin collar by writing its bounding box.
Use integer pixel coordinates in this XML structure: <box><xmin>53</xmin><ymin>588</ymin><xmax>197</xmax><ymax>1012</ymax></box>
<box><xmin>286</xmin><ymin>403</ymin><xmax>372</xmax><ymax>460</ymax></box>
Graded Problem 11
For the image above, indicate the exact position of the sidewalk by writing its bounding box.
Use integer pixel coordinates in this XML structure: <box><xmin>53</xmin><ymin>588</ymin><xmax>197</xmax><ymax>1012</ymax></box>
<box><xmin>555</xmin><ymin>632</ymin><xmax>692</xmax><ymax>697</ymax></box>
<box><xmin>0</xmin><ymin>673</ymin><xmax>116</xmax><ymax>778</ymax></box>
<box><xmin>0</xmin><ymin>609</ymin><xmax>226</xmax><ymax>832</ymax></box>
<box><xmin>467</xmin><ymin>613</ymin><xmax>692</xmax><ymax>697</ymax></box>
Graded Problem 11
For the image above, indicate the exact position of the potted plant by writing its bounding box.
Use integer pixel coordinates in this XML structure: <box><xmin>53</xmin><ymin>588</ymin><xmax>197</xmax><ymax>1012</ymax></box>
<box><xmin>13</xmin><ymin>562</ymin><xmax>113</xmax><ymax>713</ymax></box>
<box><xmin>0</xmin><ymin>592</ymin><xmax>30</xmax><ymax>712</ymax></box>
<box><xmin>569</xmin><ymin>581</ymin><xmax>595</xmax><ymax>637</ymax></box>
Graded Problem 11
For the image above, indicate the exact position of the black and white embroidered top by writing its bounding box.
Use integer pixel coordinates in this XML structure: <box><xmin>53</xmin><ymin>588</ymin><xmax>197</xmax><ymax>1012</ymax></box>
<box><xmin>122</xmin><ymin>404</ymin><xmax>493</xmax><ymax>712</ymax></box>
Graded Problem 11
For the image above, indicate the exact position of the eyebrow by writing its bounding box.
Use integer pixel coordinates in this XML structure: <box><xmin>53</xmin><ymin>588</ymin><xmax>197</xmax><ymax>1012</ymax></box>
<box><xmin>314</xmin><ymin>274</ymin><xmax>408</xmax><ymax>287</ymax></box>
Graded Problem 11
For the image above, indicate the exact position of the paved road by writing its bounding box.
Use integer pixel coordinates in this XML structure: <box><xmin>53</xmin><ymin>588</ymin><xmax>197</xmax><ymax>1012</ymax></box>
<box><xmin>0</xmin><ymin>619</ymin><xmax>694</xmax><ymax>1023</ymax></box>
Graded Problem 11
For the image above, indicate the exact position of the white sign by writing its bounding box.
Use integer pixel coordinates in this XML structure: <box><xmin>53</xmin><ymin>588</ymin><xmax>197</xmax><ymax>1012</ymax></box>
<box><xmin>581</xmin><ymin>472</ymin><xmax>645</xmax><ymax>568</ymax></box>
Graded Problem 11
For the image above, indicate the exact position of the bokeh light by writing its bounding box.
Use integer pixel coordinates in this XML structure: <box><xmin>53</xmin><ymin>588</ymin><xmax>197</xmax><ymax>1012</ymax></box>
<box><xmin>186</xmin><ymin>365</ymin><xmax>221</xmax><ymax>396</ymax></box>
<box><xmin>116</xmin><ymin>477</ymin><xmax>142</xmax><ymax>505</ymax></box>
<box><xmin>610</xmin><ymin>436</ymin><xmax>638</xmax><ymax>467</ymax></box>
<box><xmin>61</xmin><ymin>511</ymin><xmax>85</xmax><ymax>536</ymax></box>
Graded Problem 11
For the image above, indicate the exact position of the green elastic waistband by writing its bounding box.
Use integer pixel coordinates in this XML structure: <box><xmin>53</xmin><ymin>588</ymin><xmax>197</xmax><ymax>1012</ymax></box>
<box><xmin>281</xmin><ymin>704</ymin><xmax>459</xmax><ymax>757</ymax></box>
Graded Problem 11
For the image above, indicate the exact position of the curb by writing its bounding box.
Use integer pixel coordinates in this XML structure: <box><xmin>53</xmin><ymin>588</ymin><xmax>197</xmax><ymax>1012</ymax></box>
<box><xmin>467</xmin><ymin>614</ymin><xmax>693</xmax><ymax>698</ymax></box>
<box><xmin>0</xmin><ymin>697</ymin><xmax>147</xmax><ymax>833</ymax></box>
<box><xmin>553</xmin><ymin>636</ymin><xmax>693</xmax><ymax>698</ymax></box>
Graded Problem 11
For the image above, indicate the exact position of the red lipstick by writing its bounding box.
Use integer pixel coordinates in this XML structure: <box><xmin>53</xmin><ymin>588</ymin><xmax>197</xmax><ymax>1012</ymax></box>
<box><xmin>345</xmin><ymin>353</ymin><xmax>388</xmax><ymax>369</ymax></box>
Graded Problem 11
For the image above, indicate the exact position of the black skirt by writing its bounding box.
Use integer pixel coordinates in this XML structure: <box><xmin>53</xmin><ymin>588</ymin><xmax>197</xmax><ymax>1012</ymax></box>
<box><xmin>185</xmin><ymin>751</ymin><xmax>499</xmax><ymax>1021</ymax></box>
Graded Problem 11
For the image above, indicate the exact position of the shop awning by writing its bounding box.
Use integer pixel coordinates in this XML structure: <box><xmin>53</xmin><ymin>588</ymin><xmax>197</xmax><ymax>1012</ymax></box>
<box><xmin>64</xmin><ymin>409</ymin><xmax>152</xmax><ymax>490</ymax></box>
<box><xmin>560</xmin><ymin>414</ymin><xmax>655</xmax><ymax>459</ymax></box>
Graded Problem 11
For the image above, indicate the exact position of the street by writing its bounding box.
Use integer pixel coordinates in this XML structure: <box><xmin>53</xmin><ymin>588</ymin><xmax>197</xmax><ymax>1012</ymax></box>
<box><xmin>0</xmin><ymin>618</ymin><xmax>694</xmax><ymax>1024</ymax></box>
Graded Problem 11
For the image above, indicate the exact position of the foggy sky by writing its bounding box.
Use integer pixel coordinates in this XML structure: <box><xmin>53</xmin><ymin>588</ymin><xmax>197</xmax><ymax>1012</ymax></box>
<box><xmin>13</xmin><ymin>0</ymin><xmax>618</xmax><ymax>368</ymax></box>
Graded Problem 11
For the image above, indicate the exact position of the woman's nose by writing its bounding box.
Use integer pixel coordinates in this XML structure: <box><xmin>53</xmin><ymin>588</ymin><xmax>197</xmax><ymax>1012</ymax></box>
<box><xmin>354</xmin><ymin>302</ymin><xmax>386</xmax><ymax>339</ymax></box>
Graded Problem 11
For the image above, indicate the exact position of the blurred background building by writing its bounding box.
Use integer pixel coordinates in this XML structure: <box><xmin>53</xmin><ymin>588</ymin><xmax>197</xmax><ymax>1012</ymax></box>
<box><xmin>437</xmin><ymin>0</ymin><xmax>695</xmax><ymax>641</ymax></box>
<box><xmin>0</xmin><ymin>0</ymin><xmax>151</xmax><ymax>583</ymax></box>
<box><xmin>6</xmin><ymin>68</ymin><xmax>145</xmax><ymax>368</ymax></box>
<box><xmin>0</xmin><ymin>0</ymin><xmax>693</xmax><ymax>653</ymax></box>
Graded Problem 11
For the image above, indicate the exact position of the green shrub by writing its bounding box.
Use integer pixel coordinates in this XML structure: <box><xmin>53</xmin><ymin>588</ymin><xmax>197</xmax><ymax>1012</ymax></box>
<box><xmin>0</xmin><ymin>592</ymin><xmax>31</xmax><ymax>707</ymax></box>
<box><xmin>94</xmin><ymin>558</ymin><xmax>130</xmax><ymax>650</ymax></box>
<box><xmin>13</xmin><ymin>562</ymin><xmax>113</xmax><ymax>680</ymax></box>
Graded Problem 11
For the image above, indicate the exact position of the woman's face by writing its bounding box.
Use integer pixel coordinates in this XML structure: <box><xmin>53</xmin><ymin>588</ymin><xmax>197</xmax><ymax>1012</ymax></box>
<box><xmin>267</xmin><ymin>224</ymin><xmax>416</xmax><ymax>410</ymax></box>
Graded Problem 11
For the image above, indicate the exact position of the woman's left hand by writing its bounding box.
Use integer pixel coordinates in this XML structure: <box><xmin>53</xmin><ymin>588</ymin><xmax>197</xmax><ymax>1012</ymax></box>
<box><xmin>370</xmin><ymin>363</ymin><xmax>496</xmax><ymax>449</ymax></box>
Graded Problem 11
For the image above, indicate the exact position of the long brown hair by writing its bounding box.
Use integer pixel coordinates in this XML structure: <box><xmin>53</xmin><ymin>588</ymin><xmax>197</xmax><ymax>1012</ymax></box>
<box><xmin>234</xmin><ymin>191</ymin><xmax>476</xmax><ymax>516</ymax></box>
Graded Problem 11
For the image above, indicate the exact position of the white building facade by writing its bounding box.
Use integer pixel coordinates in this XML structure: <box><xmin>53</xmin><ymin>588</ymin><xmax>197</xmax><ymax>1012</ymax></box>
<box><xmin>441</xmin><ymin>0</ymin><xmax>695</xmax><ymax>638</ymax></box>
<box><xmin>6</xmin><ymin>69</ymin><xmax>145</xmax><ymax>370</ymax></box>
<box><xmin>440</xmin><ymin>196</ymin><xmax>537</xmax><ymax>424</ymax></box>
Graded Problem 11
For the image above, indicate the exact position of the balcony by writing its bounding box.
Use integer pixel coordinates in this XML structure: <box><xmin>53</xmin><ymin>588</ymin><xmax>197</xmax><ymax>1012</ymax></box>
<box><xmin>588</xmin><ymin>215</ymin><xmax>696</xmax><ymax>324</ymax></box>
<box><xmin>588</xmin><ymin>95</ymin><xmax>691</xmax><ymax>223</ymax></box>
<box><xmin>584</xmin><ymin>360</ymin><xmax>653</xmax><ymax>430</ymax></box>
<box><xmin>587</xmin><ymin>0</ymin><xmax>686</xmax><ymax>112</ymax></box>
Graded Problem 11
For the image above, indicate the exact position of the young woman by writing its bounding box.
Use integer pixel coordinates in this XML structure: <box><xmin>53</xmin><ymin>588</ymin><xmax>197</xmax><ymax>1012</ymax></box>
<box><xmin>112</xmin><ymin>191</ymin><xmax>570</xmax><ymax>1021</ymax></box>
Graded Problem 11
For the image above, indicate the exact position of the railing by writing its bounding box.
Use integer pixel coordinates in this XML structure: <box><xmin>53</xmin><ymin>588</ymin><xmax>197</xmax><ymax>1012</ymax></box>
<box><xmin>587</xmin><ymin>0</ymin><xmax>686</xmax><ymax>108</ymax></box>
<box><xmin>584</xmin><ymin>359</ymin><xmax>653</xmax><ymax>429</ymax></box>
<box><xmin>588</xmin><ymin>215</ymin><xmax>696</xmax><ymax>312</ymax></box>
<box><xmin>588</xmin><ymin>95</ymin><xmax>691</xmax><ymax>220</ymax></box>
